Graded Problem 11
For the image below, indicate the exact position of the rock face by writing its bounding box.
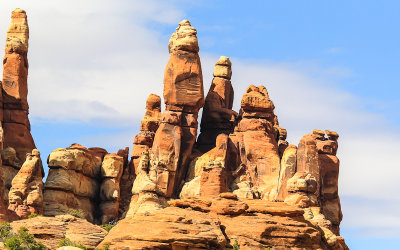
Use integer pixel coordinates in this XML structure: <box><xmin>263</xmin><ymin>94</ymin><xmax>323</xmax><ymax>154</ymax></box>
<box><xmin>150</xmin><ymin>20</ymin><xmax>204</xmax><ymax>198</ymax></box>
<box><xmin>2</xmin><ymin>147</ymin><xmax>22</xmax><ymax>197</ymax></box>
<box><xmin>229</xmin><ymin>85</ymin><xmax>282</xmax><ymax>201</ymax></box>
<box><xmin>2</xmin><ymin>9</ymin><xmax>35</xmax><ymax>162</ymax></box>
<box><xmin>43</xmin><ymin>144</ymin><xmax>101</xmax><ymax>222</ymax></box>
<box><xmin>130</xmin><ymin>94</ymin><xmax>161</xmax><ymax>176</ymax></box>
<box><xmin>99</xmin><ymin>153</ymin><xmax>123</xmax><ymax>224</ymax></box>
<box><xmin>99</xmin><ymin>195</ymin><xmax>347</xmax><ymax>249</ymax></box>
<box><xmin>8</xmin><ymin>149</ymin><xmax>44</xmax><ymax>219</ymax></box>
<box><xmin>11</xmin><ymin>215</ymin><xmax>107</xmax><ymax>250</ymax></box>
<box><xmin>196</xmin><ymin>56</ymin><xmax>237</xmax><ymax>153</ymax></box>
<box><xmin>318</xmin><ymin>130</ymin><xmax>342</xmax><ymax>235</ymax></box>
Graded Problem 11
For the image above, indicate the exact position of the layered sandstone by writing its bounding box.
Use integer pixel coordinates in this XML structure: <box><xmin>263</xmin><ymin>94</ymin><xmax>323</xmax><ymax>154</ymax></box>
<box><xmin>229</xmin><ymin>85</ymin><xmax>282</xmax><ymax>200</ymax></box>
<box><xmin>43</xmin><ymin>144</ymin><xmax>101</xmax><ymax>222</ymax></box>
<box><xmin>196</xmin><ymin>56</ymin><xmax>237</xmax><ymax>153</ymax></box>
<box><xmin>150</xmin><ymin>20</ymin><xmax>204</xmax><ymax>197</ymax></box>
<box><xmin>11</xmin><ymin>215</ymin><xmax>107</xmax><ymax>250</ymax></box>
<box><xmin>99</xmin><ymin>153</ymin><xmax>123</xmax><ymax>224</ymax></box>
<box><xmin>130</xmin><ymin>94</ymin><xmax>161</xmax><ymax>175</ymax></box>
<box><xmin>2</xmin><ymin>9</ymin><xmax>35</xmax><ymax>162</ymax></box>
<box><xmin>8</xmin><ymin>149</ymin><xmax>44</xmax><ymax>219</ymax></box>
<box><xmin>99</xmin><ymin>195</ymin><xmax>347</xmax><ymax>249</ymax></box>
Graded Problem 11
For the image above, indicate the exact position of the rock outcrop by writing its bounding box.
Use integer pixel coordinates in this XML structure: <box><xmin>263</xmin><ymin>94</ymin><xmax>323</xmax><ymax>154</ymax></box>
<box><xmin>99</xmin><ymin>195</ymin><xmax>347</xmax><ymax>249</ymax></box>
<box><xmin>0</xmin><ymin>12</ymin><xmax>348</xmax><ymax>250</ymax></box>
<box><xmin>196</xmin><ymin>56</ymin><xmax>237</xmax><ymax>153</ymax></box>
<box><xmin>43</xmin><ymin>144</ymin><xmax>101</xmax><ymax>222</ymax></box>
<box><xmin>8</xmin><ymin>149</ymin><xmax>44</xmax><ymax>219</ymax></box>
<box><xmin>2</xmin><ymin>9</ymin><xmax>35</xmax><ymax>162</ymax></box>
<box><xmin>229</xmin><ymin>85</ymin><xmax>282</xmax><ymax>200</ymax></box>
<box><xmin>150</xmin><ymin>20</ymin><xmax>204</xmax><ymax>197</ymax></box>
<box><xmin>130</xmin><ymin>94</ymin><xmax>161</xmax><ymax>176</ymax></box>
<box><xmin>99</xmin><ymin>153</ymin><xmax>123</xmax><ymax>224</ymax></box>
<box><xmin>11</xmin><ymin>215</ymin><xmax>107</xmax><ymax>250</ymax></box>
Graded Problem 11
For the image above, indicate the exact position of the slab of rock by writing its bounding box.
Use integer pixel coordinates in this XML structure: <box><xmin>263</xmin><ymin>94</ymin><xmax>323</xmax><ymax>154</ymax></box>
<box><xmin>100</xmin><ymin>196</ymin><xmax>348</xmax><ymax>249</ymax></box>
<box><xmin>10</xmin><ymin>215</ymin><xmax>107</xmax><ymax>250</ymax></box>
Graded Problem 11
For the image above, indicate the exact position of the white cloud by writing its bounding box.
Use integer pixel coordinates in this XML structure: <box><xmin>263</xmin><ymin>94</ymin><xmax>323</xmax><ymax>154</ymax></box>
<box><xmin>1</xmin><ymin>0</ymin><xmax>399</xmax><ymax>239</ymax></box>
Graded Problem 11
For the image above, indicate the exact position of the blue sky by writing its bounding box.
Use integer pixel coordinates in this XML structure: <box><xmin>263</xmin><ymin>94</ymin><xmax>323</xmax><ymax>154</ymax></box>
<box><xmin>0</xmin><ymin>1</ymin><xmax>399</xmax><ymax>249</ymax></box>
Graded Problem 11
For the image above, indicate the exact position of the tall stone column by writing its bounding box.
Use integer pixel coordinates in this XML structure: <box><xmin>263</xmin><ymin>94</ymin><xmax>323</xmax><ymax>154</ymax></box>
<box><xmin>2</xmin><ymin>8</ymin><xmax>35</xmax><ymax>162</ymax></box>
<box><xmin>196</xmin><ymin>56</ymin><xmax>236</xmax><ymax>153</ymax></box>
<box><xmin>150</xmin><ymin>20</ymin><xmax>204</xmax><ymax>197</ymax></box>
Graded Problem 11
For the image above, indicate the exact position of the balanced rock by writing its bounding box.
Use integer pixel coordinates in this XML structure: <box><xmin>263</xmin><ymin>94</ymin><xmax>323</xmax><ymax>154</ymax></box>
<box><xmin>2</xmin><ymin>9</ymin><xmax>35</xmax><ymax>162</ymax></box>
<box><xmin>150</xmin><ymin>20</ymin><xmax>204</xmax><ymax>197</ymax></box>
<box><xmin>196</xmin><ymin>56</ymin><xmax>237</xmax><ymax>153</ymax></box>
<box><xmin>8</xmin><ymin>149</ymin><xmax>44</xmax><ymax>219</ymax></box>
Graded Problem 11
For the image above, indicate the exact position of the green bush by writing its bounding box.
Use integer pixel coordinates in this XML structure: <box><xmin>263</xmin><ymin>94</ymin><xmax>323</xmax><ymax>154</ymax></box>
<box><xmin>0</xmin><ymin>222</ymin><xmax>12</xmax><ymax>241</ymax></box>
<box><xmin>28</xmin><ymin>213</ymin><xmax>41</xmax><ymax>219</ymax></box>
<box><xmin>67</xmin><ymin>208</ymin><xmax>85</xmax><ymax>219</ymax></box>
<box><xmin>0</xmin><ymin>224</ymin><xmax>45</xmax><ymax>250</ymax></box>
<box><xmin>58</xmin><ymin>237</ymin><xmax>87</xmax><ymax>249</ymax></box>
<box><xmin>232</xmin><ymin>239</ymin><xmax>240</xmax><ymax>250</ymax></box>
<box><xmin>95</xmin><ymin>243</ymin><xmax>110</xmax><ymax>250</ymax></box>
<box><xmin>100</xmin><ymin>220</ymin><xmax>117</xmax><ymax>232</ymax></box>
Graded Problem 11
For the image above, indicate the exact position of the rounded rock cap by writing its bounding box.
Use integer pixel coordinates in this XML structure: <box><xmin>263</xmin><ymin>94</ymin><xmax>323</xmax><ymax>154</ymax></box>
<box><xmin>216</xmin><ymin>56</ymin><xmax>232</xmax><ymax>66</ymax></box>
<box><xmin>12</xmin><ymin>8</ymin><xmax>26</xmax><ymax>14</ymax></box>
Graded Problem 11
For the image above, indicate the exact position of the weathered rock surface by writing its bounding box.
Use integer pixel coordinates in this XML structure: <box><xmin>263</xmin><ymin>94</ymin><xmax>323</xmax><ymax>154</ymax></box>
<box><xmin>150</xmin><ymin>20</ymin><xmax>204</xmax><ymax>198</ymax></box>
<box><xmin>229</xmin><ymin>85</ymin><xmax>281</xmax><ymax>201</ymax></box>
<box><xmin>2</xmin><ymin>9</ymin><xmax>35</xmax><ymax>162</ymax></box>
<box><xmin>8</xmin><ymin>149</ymin><xmax>44</xmax><ymax>219</ymax></box>
<box><xmin>130</xmin><ymin>93</ymin><xmax>161</xmax><ymax>175</ymax></box>
<box><xmin>99</xmin><ymin>196</ymin><xmax>347</xmax><ymax>249</ymax></box>
<box><xmin>196</xmin><ymin>56</ymin><xmax>237</xmax><ymax>153</ymax></box>
<box><xmin>43</xmin><ymin>144</ymin><xmax>101</xmax><ymax>222</ymax></box>
<box><xmin>99</xmin><ymin>153</ymin><xmax>123</xmax><ymax>224</ymax></box>
<box><xmin>11</xmin><ymin>215</ymin><xmax>107</xmax><ymax>250</ymax></box>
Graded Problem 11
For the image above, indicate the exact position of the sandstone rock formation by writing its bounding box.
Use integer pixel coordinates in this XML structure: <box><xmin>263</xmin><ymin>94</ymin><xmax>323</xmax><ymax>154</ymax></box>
<box><xmin>99</xmin><ymin>195</ymin><xmax>347</xmax><ymax>249</ymax></box>
<box><xmin>2</xmin><ymin>9</ymin><xmax>35</xmax><ymax>162</ymax></box>
<box><xmin>2</xmin><ymin>147</ymin><xmax>22</xmax><ymax>197</ymax></box>
<box><xmin>44</xmin><ymin>144</ymin><xmax>101</xmax><ymax>222</ymax></box>
<box><xmin>8</xmin><ymin>149</ymin><xmax>44</xmax><ymax>219</ymax></box>
<box><xmin>11</xmin><ymin>214</ymin><xmax>107</xmax><ymax>249</ymax></box>
<box><xmin>229</xmin><ymin>85</ymin><xmax>282</xmax><ymax>200</ymax></box>
<box><xmin>0</xmin><ymin>12</ymin><xmax>348</xmax><ymax>250</ymax></box>
<box><xmin>196</xmin><ymin>56</ymin><xmax>237</xmax><ymax>153</ymax></box>
<box><xmin>150</xmin><ymin>20</ymin><xmax>204</xmax><ymax>197</ymax></box>
<box><xmin>130</xmin><ymin>94</ymin><xmax>161</xmax><ymax>176</ymax></box>
<box><xmin>99</xmin><ymin>153</ymin><xmax>123</xmax><ymax>224</ymax></box>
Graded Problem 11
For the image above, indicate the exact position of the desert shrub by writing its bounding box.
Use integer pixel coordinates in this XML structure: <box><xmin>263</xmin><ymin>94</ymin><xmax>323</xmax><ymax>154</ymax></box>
<box><xmin>232</xmin><ymin>239</ymin><xmax>240</xmax><ymax>250</ymax></box>
<box><xmin>28</xmin><ymin>213</ymin><xmax>41</xmax><ymax>219</ymax></box>
<box><xmin>100</xmin><ymin>220</ymin><xmax>117</xmax><ymax>232</ymax></box>
<box><xmin>0</xmin><ymin>222</ymin><xmax>12</xmax><ymax>241</ymax></box>
<box><xmin>58</xmin><ymin>237</ymin><xmax>87</xmax><ymax>249</ymax></box>
<box><xmin>0</xmin><ymin>224</ymin><xmax>45</xmax><ymax>250</ymax></box>
<box><xmin>95</xmin><ymin>243</ymin><xmax>110</xmax><ymax>250</ymax></box>
<box><xmin>67</xmin><ymin>208</ymin><xmax>85</xmax><ymax>219</ymax></box>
